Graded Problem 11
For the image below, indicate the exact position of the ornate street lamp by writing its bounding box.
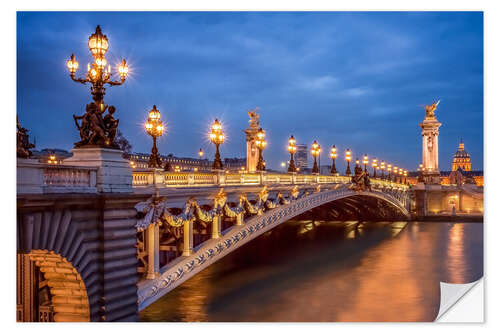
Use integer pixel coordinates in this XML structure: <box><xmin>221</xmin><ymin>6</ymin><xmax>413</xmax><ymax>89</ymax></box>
<box><xmin>399</xmin><ymin>168</ymin><xmax>403</xmax><ymax>183</ymax></box>
<box><xmin>198</xmin><ymin>148</ymin><xmax>204</xmax><ymax>159</ymax></box>
<box><xmin>363</xmin><ymin>154</ymin><xmax>369</xmax><ymax>172</ymax></box>
<box><xmin>345</xmin><ymin>148</ymin><xmax>352</xmax><ymax>176</ymax></box>
<box><xmin>404</xmin><ymin>170</ymin><xmax>408</xmax><ymax>184</ymax></box>
<box><xmin>144</xmin><ymin>105</ymin><xmax>164</xmax><ymax>168</ymax></box>
<box><xmin>380</xmin><ymin>160</ymin><xmax>386</xmax><ymax>179</ymax></box>
<box><xmin>329</xmin><ymin>145</ymin><xmax>338</xmax><ymax>175</ymax></box>
<box><xmin>311</xmin><ymin>140</ymin><xmax>321</xmax><ymax>174</ymax></box>
<box><xmin>387</xmin><ymin>164</ymin><xmax>392</xmax><ymax>182</ymax></box>
<box><xmin>287</xmin><ymin>135</ymin><xmax>297</xmax><ymax>172</ymax></box>
<box><xmin>372</xmin><ymin>158</ymin><xmax>378</xmax><ymax>178</ymax></box>
<box><xmin>256</xmin><ymin>128</ymin><xmax>267</xmax><ymax>171</ymax></box>
<box><xmin>210</xmin><ymin>119</ymin><xmax>225</xmax><ymax>170</ymax></box>
<box><xmin>66</xmin><ymin>26</ymin><xmax>129</xmax><ymax>148</ymax></box>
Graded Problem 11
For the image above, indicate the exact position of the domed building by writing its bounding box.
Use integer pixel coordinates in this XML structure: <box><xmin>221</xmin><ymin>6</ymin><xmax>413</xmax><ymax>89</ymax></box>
<box><xmin>452</xmin><ymin>140</ymin><xmax>471</xmax><ymax>171</ymax></box>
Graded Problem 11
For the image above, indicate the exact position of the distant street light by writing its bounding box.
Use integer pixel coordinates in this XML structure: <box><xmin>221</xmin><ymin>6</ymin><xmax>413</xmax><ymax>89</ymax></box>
<box><xmin>256</xmin><ymin>128</ymin><xmax>267</xmax><ymax>171</ymax></box>
<box><xmin>287</xmin><ymin>135</ymin><xmax>297</xmax><ymax>173</ymax></box>
<box><xmin>311</xmin><ymin>140</ymin><xmax>321</xmax><ymax>174</ymax></box>
<box><xmin>210</xmin><ymin>119</ymin><xmax>225</xmax><ymax>170</ymax></box>
<box><xmin>330</xmin><ymin>145</ymin><xmax>338</xmax><ymax>175</ymax></box>
<box><xmin>387</xmin><ymin>164</ymin><xmax>392</xmax><ymax>182</ymax></box>
<box><xmin>345</xmin><ymin>149</ymin><xmax>352</xmax><ymax>176</ymax></box>
<box><xmin>144</xmin><ymin>105</ymin><xmax>164</xmax><ymax>168</ymax></box>
<box><xmin>380</xmin><ymin>160</ymin><xmax>386</xmax><ymax>179</ymax></box>
<box><xmin>363</xmin><ymin>154</ymin><xmax>369</xmax><ymax>172</ymax></box>
<box><xmin>198</xmin><ymin>148</ymin><xmax>204</xmax><ymax>159</ymax></box>
<box><xmin>372</xmin><ymin>158</ymin><xmax>378</xmax><ymax>178</ymax></box>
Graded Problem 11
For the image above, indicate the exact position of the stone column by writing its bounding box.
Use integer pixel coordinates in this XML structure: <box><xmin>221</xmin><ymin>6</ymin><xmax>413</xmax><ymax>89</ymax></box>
<box><xmin>212</xmin><ymin>215</ymin><xmax>221</xmax><ymax>239</ymax></box>
<box><xmin>146</xmin><ymin>223</ymin><xmax>159</xmax><ymax>279</ymax></box>
<box><xmin>419</xmin><ymin>116</ymin><xmax>442</xmax><ymax>185</ymax></box>
<box><xmin>182</xmin><ymin>220</ymin><xmax>193</xmax><ymax>256</ymax></box>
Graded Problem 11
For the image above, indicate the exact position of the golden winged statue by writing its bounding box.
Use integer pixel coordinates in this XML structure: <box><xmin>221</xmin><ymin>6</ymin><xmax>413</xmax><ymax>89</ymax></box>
<box><xmin>425</xmin><ymin>100</ymin><xmax>440</xmax><ymax>119</ymax></box>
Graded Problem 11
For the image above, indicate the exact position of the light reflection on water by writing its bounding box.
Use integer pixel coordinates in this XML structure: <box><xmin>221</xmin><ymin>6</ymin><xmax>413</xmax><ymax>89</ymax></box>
<box><xmin>140</xmin><ymin>221</ymin><xmax>483</xmax><ymax>322</ymax></box>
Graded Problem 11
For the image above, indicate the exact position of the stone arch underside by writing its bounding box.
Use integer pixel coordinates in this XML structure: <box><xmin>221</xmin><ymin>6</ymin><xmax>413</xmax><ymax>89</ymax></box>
<box><xmin>28</xmin><ymin>250</ymin><xmax>90</xmax><ymax>321</ymax></box>
<box><xmin>17</xmin><ymin>210</ymin><xmax>100</xmax><ymax>321</ymax></box>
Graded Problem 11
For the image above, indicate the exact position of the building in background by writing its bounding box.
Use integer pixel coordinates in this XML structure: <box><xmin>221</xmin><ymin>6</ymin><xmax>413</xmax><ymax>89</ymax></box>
<box><xmin>452</xmin><ymin>140</ymin><xmax>472</xmax><ymax>171</ymax></box>
<box><xmin>128</xmin><ymin>152</ymin><xmax>245</xmax><ymax>172</ymax></box>
<box><xmin>295</xmin><ymin>144</ymin><xmax>308</xmax><ymax>172</ymax></box>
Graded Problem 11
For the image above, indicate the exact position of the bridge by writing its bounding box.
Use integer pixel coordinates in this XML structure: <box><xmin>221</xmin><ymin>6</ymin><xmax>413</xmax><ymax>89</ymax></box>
<box><xmin>17</xmin><ymin>161</ymin><xmax>409</xmax><ymax>321</ymax></box>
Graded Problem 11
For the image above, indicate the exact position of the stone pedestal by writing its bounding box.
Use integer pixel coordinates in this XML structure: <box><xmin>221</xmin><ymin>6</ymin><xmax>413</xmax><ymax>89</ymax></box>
<box><xmin>244</xmin><ymin>127</ymin><xmax>259</xmax><ymax>172</ymax></box>
<box><xmin>17</xmin><ymin>158</ymin><xmax>43</xmax><ymax>194</ymax></box>
<box><xmin>63</xmin><ymin>148</ymin><xmax>132</xmax><ymax>193</ymax></box>
<box><xmin>419</xmin><ymin>116</ymin><xmax>442</xmax><ymax>185</ymax></box>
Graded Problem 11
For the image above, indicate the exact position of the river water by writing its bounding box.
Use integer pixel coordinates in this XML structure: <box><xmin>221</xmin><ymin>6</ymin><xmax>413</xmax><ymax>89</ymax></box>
<box><xmin>140</xmin><ymin>221</ymin><xmax>483</xmax><ymax>322</ymax></box>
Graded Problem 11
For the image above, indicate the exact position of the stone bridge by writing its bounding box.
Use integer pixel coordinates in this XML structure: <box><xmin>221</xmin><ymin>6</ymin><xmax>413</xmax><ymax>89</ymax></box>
<box><xmin>17</xmin><ymin>160</ymin><xmax>410</xmax><ymax>321</ymax></box>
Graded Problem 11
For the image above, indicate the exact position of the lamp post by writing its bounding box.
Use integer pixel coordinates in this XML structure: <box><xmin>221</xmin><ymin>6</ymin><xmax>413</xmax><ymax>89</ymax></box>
<box><xmin>198</xmin><ymin>148</ymin><xmax>204</xmax><ymax>159</ymax></box>
<box><xmin>287</xmin><ymin>135</ymin><xmax>297</xmax><ymax>172</ymax></box>
<box><xmin>380</xmin><ymin>160</ymin><xmax>385</xmax><ymax>179</ymax></box>
<box><xmin>404</xmin><ymin>170</ymin><xmax>408</xmax><ymax>185</ymax></box>
<box><xmin>144</xmin><ymin>105</ymin><xmax>164</xmax><ymax>168</ymax></box>
<box><xmin>372</xmin><ymin>158</ymin><xmax>378</xmax><ymax>178</ymax></box>
<box><xmin>355</xmin><ymin>158</ymin><xmax>360</xmax><ymax>173</ymax></box>
<box><xmin>210</xmin><ymin>119</ymin><xmax>225</xmax><ymax>170</ymax></box>
<box><xmin>387</xmin><ymin>164</ymin><xmax>392</xmax><ymax>182</ymax></box>
<box><xmin>399</xmin><ymin>168</ymin><xmax>403</xmax><ymax>183</ymax></box>
<box><xmin>345</xmin><ymin>149</ymin><xmax>352</xmax><ymax>176</ymax></box>
<box><xmin>363</xmin><ymin>154</ymin><xmax>369</xmax><ymax>172</ymax></box>
<box><xmin>311</xmin><ymin>140</ymin><xmax>321</xmax><ymax>174</ymax></box>
<box><xmin>66</xmin><ymin>25</ymin><xmax>128</xmax><ymax>114</ymax></box>
<box><xmin>330</xmin><ymin>145</ymin><xmax>338</xmax><ymax>175</ymax></box>
<box><xmin>256</xmin><ymin>128</ymin><xmax>267</xmax><ymax>171</ymax></box>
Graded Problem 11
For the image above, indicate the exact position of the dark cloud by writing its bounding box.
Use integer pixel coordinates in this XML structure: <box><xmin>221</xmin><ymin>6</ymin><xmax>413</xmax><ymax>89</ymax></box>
<box><xmin>17</xmin><ymin>11</ymin><xmax>483</xmax><ymax>170</ymax></box>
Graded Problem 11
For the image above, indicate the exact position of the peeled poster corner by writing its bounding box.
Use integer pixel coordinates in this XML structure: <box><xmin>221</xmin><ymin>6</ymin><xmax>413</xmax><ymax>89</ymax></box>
<box><xmin>435</xmin><ymin>278</ymin><xmax>484</xmax><ymax>322</ymax></box>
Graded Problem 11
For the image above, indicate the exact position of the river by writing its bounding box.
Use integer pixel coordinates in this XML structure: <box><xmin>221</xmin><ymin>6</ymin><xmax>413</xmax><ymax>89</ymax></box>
<box><xmin>140</xmin><ymin>221</ymin><xmax>483</xmax><ymax>322</ymax></box>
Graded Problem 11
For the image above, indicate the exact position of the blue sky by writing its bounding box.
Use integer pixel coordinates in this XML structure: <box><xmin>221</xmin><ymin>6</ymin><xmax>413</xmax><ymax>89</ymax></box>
<box><xmin>17</xmin><ymin>12</ymin><xmax>483</xmax><ymax>171</ymax></box>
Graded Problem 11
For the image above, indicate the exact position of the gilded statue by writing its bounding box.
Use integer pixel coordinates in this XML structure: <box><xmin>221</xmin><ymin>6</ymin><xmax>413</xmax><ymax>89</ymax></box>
<box><xmin>248</xmin><ymin>107</ymin><xmax>260</xmax><ymax>128</ymax></box>
<box><xmin>424</xmin><ymin>100</ymin><xmax>440</xmax><ymax>119</ymax></box>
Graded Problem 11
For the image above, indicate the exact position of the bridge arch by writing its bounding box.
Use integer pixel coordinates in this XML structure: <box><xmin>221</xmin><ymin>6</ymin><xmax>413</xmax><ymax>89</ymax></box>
<box><xmin>17</xmin><ymin>209</ymin><xmax>99</xmax><ymax>322</ymax></box>
<box><xmin>138</xmin><ymin>187</ymin><xmax>410</xmax><ymax>310</ymax></box>
<box><xmin>26</xmin><ymin>250</ymin><xmax>90</xmax><ymax>321</ymax></box>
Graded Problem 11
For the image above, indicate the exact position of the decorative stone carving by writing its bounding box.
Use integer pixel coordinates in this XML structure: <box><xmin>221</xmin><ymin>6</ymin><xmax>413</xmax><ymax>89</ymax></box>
<box><xmin>17</xmin><ymin>117</ymin><xmax>35</xmax><ymax>158</ymax></box>
<box><xmin>73</xmin><ymin>102</ymin><xmax>120</xmax><ymax>148</ymax></box>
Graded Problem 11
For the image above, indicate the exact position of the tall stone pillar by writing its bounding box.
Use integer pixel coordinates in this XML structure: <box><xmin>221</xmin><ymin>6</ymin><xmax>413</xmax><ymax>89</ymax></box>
<box><xmin>244</xmin><ymin>108</ymin><xmax>261</xmax><ymax>172</ymax></box>
<box><xmin>419</xmin><ymin>101</ymin><xmax>442</xmax><ymax>185</ymax></box>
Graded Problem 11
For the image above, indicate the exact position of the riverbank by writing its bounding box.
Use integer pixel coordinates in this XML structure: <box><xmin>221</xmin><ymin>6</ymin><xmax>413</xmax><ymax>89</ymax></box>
<box><xmin>412</xmin><ymin>215</ymin><xmax>483</xmax><ymax>223</ymax></box>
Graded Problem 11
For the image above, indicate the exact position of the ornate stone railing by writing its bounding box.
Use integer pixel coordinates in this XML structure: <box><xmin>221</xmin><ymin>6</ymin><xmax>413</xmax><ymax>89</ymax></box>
<box><xmin>17</xmin><ymin>158</ymin><xmax>98</xmax><ymax>194</ymax></box>
<box><xmin>132</xmin><ymin>169</ymin><xmax>409</xmax><ymax>190</ymax></box>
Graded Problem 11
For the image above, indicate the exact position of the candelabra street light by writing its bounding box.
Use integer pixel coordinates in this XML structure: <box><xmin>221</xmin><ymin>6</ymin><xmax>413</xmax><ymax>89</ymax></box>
<box><xmin>311</xmin><ymin>140</ymin><xmax>321</xmax><ymax>174</ymax></box>
<box><xmin>144</xmin><ymin>105</ymin><xmax>165</xmax><ymax>168</ymax></box>
<box><xmin>210</xmin><ymin>119</ymin><xmax>225</xmax><ymax>170</ymax></box>
<box><xmin>372</xmin><ymin>158</ymin><xmax>378</xmax><ymax>178</ymax></box>
<box><xmin>380</xmin><ymin>160</ymin><xmax>386</xmax><ymax>179</ymax></box>
<box><xmin>66</xmin><ymin>25</ymin><xmax>129</xmax><ymax>148</ymax></box>
<box><xmin>387</xmin><ymin>164</ymin><xmax>392</xmax><ymax>182</ymax></box>
<box><xmin>345</xmin><ymin>149</ymin><xmax>352</xmax><ymax>176</ymax></box>
<box><xmin>404</xmin><ymin>170</ymin><xmax>408</xmax><ymax>185</ymax></box>
<box><xmin>256</xmin><ymin>128</ymin><xmax>267</xmax><ymax>171</ymax></box>
<box><xmin>399</xmin><ymin>168</ymin><xmax>403</xmax><ymax>183</ymax></box>
<box><xmin>330</xmin><ymin>145</ymin><xmax>338</xmax><ymax>175</ymax></box>
<box><xmin>287</xmin><ymin>135</ymin><xmax>297</xmax><ymax>172</ymax></box>
<box><xmin>363</xmin><ymin>154</ymin><xmax>369</xmax><ymax>172</ymax></box>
